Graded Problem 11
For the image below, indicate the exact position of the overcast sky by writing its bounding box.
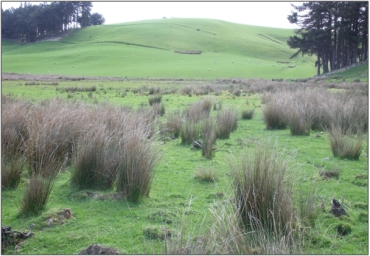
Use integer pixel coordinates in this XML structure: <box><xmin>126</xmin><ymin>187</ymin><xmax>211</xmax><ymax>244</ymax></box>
<box><xmin>1</xmin><ymin>1</ymin><xmax>300</xmax><ymax>29</ymax></box>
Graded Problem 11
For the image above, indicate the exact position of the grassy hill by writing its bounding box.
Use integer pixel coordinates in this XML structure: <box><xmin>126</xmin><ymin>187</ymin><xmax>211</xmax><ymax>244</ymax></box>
<box><xmin>2</xmin><ymin>18</ymin><xmax>317</xmax><ymax>79</ymax></box>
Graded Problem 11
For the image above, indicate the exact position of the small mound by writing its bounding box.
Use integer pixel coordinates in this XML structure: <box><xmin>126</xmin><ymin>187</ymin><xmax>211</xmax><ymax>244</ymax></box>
<box><xmin>79</xmin><ymin>244</ymin><xmax>121</xmax><ymax>255</ymax></box>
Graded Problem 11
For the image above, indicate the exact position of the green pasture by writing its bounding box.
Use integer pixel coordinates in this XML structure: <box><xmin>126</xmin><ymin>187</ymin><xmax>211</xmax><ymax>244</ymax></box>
<box><xmin>1</xmin><ymin>78</ymin><xmax>368</xmax><ymax>254</ymax></box>
<box><xmin>2</xmin><ymin>18</ymin><xmax>317</xmax><ymax>79</ymax></box>
<box><xmin>1</xmin><ymin>18</ymin><xmax>368</xmax><ymax>255</ymax></box>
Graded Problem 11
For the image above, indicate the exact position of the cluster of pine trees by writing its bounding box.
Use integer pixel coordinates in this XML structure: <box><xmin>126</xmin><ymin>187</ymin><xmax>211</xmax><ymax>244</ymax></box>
<box><xmin>287</xmin><ymin>1</ymin><xmax>368</xmax><ymax>75</ymax></box>
<box><xmin>1</xmin><ymin>2</ymin><xmax>105</xmax><ymax>43</ymax></box>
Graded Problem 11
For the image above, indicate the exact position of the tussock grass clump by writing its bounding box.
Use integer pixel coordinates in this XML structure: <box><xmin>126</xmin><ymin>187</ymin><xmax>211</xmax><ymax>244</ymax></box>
<box><xmin>201</xmin><ymin>118</ymin><xmax>217</xmax><ymax>159</ymax></box>
<box><xmin>1</xmin><ymin>156</ymin><xmax>24</xmax><ymax>190</ymax></box>
<box><xmin>181</xmin><ymin>85</ymin><xmax>193</xmax><ymax>96</ymax></box>
<box><xmin>327</xmin><ymin>125</ymin><xmax>363</xmax><ymax>160</ymax></box>
<box><xmin>286</xmin><ymin>101</ymin><xmax>313</xmax><ymax>136</ymax></box>
<box><xmin>165</xmin><ymin>193</ymin><xmax>302</xmax><ymax>254</ymax></box>
<box><xmin>149</xmin><ymin>86</ymin><xmax>161</xmax><ymax>95</ymax></box>
<box><xmin>116</xmin><ymin>128</ymin><xmax>160</xmax><ymax>203</ymax></box>
<box><xmin>152</xmin><ymin>102</ymin><xmax>165</xmax><ymax>117</ymax></box>
<box><xmin>262</xmin><ymin>97</ymin><xmax>287</xmax><ymax>130</ymax></box>
<box><xmin>72</xmin><ymin>128</ymin><xmax>118</xmax><ymax>190</ymax></box>
<box><xmin>23</xmin><ymin>99</ymin><xmax>81</xmax><ymax>178</ymax></box>
<box><xmin>216</xmin><ymin>108</ymin><xmax>238</xmax><ymax>139</ymax></box>
<box><xmin>229</xmin><ymin>144</ymin><xmax>296</xmax><ymax>236</ymax></box>
<box><xmin>148</xmin><ymin>95</ymin><xmax>162</xmax><ymax>106</ymax></box>
<box><xmin>241</xmin><ymin>109</ymin><xmax>255</xmax><ymax>120</ymax></box>
<box><xmin>2</xmin><ymin>99</ymin><xmax>29</xmax><ymax>189</ymax></box>
<box><xmin>183</xmin><ymin>98</ymin><xmax>212</xmax><ymax>123</ymax></box>
<box><xmin>166</xmin><ymin>110</ymin><xmax>182</xmax><ymax>138</ymax></box>
<box><xmin>180</xmin><ymin>120</ymin><xmax>200</xmax><ymax>145</ymax></box>
<box><xmin>20</xmin><ymin>174</ymin><xmax>53</xmax><ymax>216</ymax></box>
<box><xmin>64</xmin><ymin>85</ymin><xmax>96</xmax><ymax>93</ymax></box>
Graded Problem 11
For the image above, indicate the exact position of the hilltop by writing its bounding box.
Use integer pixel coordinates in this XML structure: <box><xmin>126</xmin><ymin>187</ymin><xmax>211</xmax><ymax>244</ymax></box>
<box><xmin>2</xmin><ymin>18</ymin><xmax>317</xmax><ymax>79</ymax></box>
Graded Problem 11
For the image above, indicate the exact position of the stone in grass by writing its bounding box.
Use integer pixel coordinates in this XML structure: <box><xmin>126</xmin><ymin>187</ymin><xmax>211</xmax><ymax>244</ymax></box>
<box><xmin>331</xmin><ymin>198</ymin><xmax>349</xmax><ymax>217</ymax></box>
<box><xmin>79</xmin><ymin>244</ymin><xmax>121</xmax><ymax>254</ymax></box>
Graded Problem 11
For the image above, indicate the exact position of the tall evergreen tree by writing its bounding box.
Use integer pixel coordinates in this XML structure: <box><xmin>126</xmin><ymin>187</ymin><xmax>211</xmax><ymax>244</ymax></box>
<box><xmin>287</xmin><ymin>1</ymin><xmax>368</xmax><ymax>75</ymax></box>
<box><xmin>1</xmin><ymin>1</ymin><xmax>101</xmax><ymax>43</ymax></box>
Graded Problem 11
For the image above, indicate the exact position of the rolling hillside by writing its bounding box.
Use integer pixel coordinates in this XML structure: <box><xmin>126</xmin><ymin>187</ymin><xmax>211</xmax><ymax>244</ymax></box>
<box><xmin>2</xmin><ymin>18</ymin><xmax>317</xmax><ymax>79</ymax></box>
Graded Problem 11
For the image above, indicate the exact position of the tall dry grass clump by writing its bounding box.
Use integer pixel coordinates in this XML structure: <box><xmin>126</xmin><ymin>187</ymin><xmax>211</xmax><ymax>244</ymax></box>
<box><xmin>1</xmin><ymin>99</ymin><xmax>29</xmax><ymax>189</ymax></box>
<box><xmin>148</xmin><ymin>95</ymin><xmax>162</xmax><ymax>106</ymax></box>
<box><xmin>200</xmin><ymin>118</ymin><xmax>217</xmax><ymax>159</ymax></box>
<box><xmin>116</xmin><ymin>127</ymin><xmax>160</xmax><ymax>203</ymax></box>
<box><xmin>23</xmin><ymin>99</ymin><xmax>82</xmax><ymax>178</ymax></box>
<box><xmin>19</xmin><ymin>174</ymin><xmax>53</xmax><ymax>216</ymax></box>
<box><xmin>152</xmin><ymin>102</ymin><xmax>165</xmax><ymax>117</ymax></box>
<box><xmin>216</xmin><ymin>108</ymin><xmax>238</xmax><ymax>139</ymax></box>
<box><xmin>183</xmin><ymin>98</ymin><xmax>212</xmax><ymax>123</ymax></box>
<box><xmin>286</xmin><ymin>101</ymin><xmax>313</xmax><ymax>136</ymax></box>
<box><xmin>72</xmin><ymin>104</ymin><xmax>160</xmax><ymax>202</ymax></box>
<box><xmin>327</xmin><ymin>124</ymin><xmax>363</xmax><ymax>160</ymax></box>
<box><xmin>72</xmin><ymin>127</ymin><xmax>119</xmax><ymax>190</ymax></box>
<box><xmin>165</xmin><ymin>193</ymin><xmax>302</xmax><ymax>255</ymax></box>
<box><xmin>166</xmin><ymin>110</ymin><xmax>182</xmax><ymax>139</ymax></box>
<box><xmin>228</xmin><ymin>143</ymin><xmax>296</xmax><ymax>238</ymax></box>
<box><xmin>262</xmin><ymin>96</ymin><xmax>287</xmax><ymax>130</ymax></box>
<box><xmin>20</xmin><ymin>99</ymin><xmax>84</xmax><ymax>215</ymax></box>
<box><xmin>325</xmin><ymin>91</ymin><xmax>368</xmax><ymax>134</ymax></box>
<box><xmin>180</xmin><ymin>120</ymin><xmax>200</xmax><ymax>145</ymax></box>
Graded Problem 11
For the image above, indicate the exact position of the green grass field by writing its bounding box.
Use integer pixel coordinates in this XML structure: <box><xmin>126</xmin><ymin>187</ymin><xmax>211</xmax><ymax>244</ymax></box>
<box><xmin>1</xmin><ymin>18</ymin><xmax>368</xmax><ymax>255</ymax></box>
<box><xmin>2</xmin><ymin>18</ymin><xmax>317</xmax><ymax>79</ymax></box>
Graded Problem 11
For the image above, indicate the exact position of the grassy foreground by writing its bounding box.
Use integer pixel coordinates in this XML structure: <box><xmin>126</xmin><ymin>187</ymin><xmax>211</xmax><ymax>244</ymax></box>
<box><xmin>1</xmin><ymin>76</ymin><xmax>368</xmax><ymax>254</ymax></box>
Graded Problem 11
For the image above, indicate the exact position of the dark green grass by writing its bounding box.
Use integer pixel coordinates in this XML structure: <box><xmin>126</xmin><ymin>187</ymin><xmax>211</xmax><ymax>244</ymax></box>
<box><xmin>327</xmin><ymin>62</ymin><xmax>368</xmax><ymax>82</ymax></box>
<box><xmin>1</xmin><ymin>80</ymin><xmax>368</xmax><ymax>254</ymax></box>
